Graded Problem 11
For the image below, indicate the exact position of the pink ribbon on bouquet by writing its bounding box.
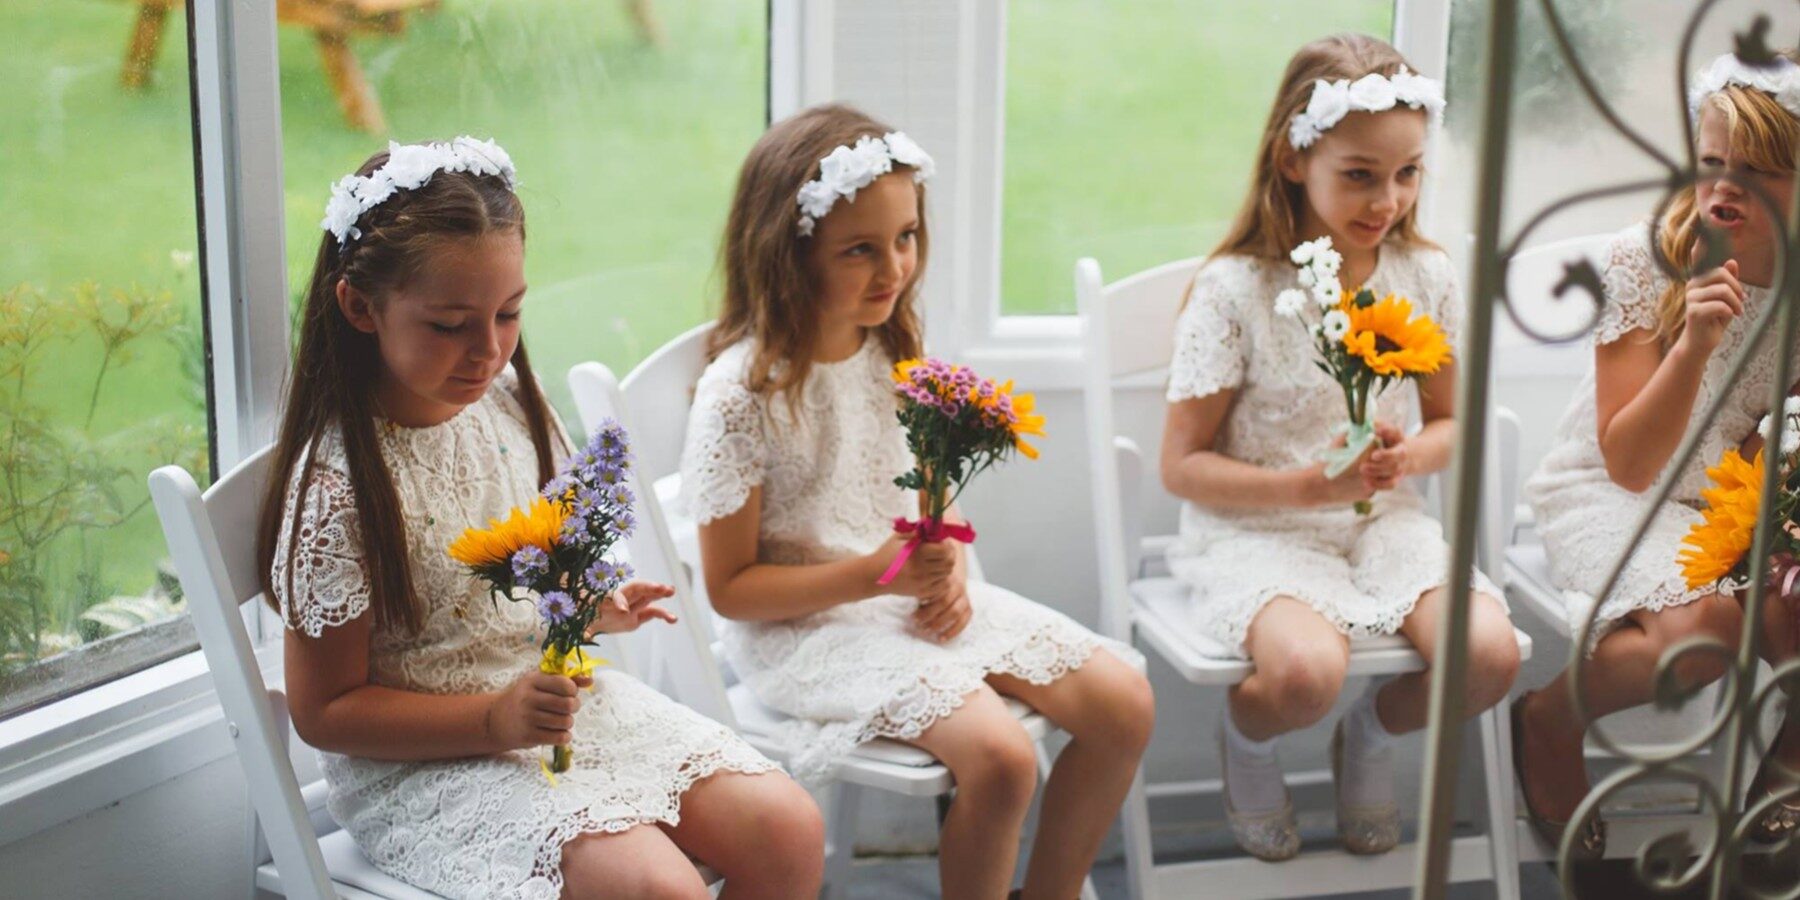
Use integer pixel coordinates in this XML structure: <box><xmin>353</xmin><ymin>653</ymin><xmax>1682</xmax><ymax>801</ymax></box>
<box><xmin>876</xmin><ymin>516</ymin><xmax>977</xmax><ymax>586</ymax></box>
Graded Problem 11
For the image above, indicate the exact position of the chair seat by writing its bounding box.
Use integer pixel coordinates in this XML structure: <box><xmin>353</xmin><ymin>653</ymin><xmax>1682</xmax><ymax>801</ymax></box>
<box><xmin>1501</xmin><ymin>543</ymin><xmax>1597</xmax><ymax>639</ymax></box>
<box><xmin>256</xmin><ymin>829</ymin><xmax>445</xmax><ymax>899</ymax></box>
<box><xmin>1129</xmin><ymin>576</ymin><xmax>1532</xmax><ymax>685</ymax></box>
<box><xmin>726</xmin><ymin>682</ymin><xmax>1049</xmax><ymax>797</ymax></box>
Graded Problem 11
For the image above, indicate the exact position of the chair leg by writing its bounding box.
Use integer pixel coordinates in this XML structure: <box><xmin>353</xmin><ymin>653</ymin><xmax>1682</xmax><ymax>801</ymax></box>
<box><xmin>821</xmin><ymin>781</ymin><xmax>863</xmax><ymax>900</ymax></box>
<box><xmin>1120</xmin><ymin>769</ymin><xmax>1157</xmax><ymax>900</ymax></box>
<box><xmin>1480</xmin><ymin>705</ymin><xmax>1522</xmax><ymax>900</ymax></box>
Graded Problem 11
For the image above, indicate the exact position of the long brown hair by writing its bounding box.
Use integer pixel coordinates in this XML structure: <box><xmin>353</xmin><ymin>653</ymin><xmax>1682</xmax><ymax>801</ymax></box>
<box><xmin>710</xmin><ymin>104</ymin><xmax>927</xmax><ymax>405</ymax></box>
<box><xmin>1654</xmin><ymin>84</ymin><xmax>1800</xmax><ymax>347</ymax></box>
<box><xmin>1209</xmin><ymin>33</ymin><xmax>1435</xmax><ymax>263</ymax></box>
<box><xmin>257</xmin><ymin>146</ymin><xmax>559</xmax><ymax>634</ymax></box>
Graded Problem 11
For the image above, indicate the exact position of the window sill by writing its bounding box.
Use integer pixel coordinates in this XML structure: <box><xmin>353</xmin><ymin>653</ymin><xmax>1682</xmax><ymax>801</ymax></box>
<box><xmin>0</xmin><ymin>641</ymin><xmax>280</xmax><ymax>845</ymax></box>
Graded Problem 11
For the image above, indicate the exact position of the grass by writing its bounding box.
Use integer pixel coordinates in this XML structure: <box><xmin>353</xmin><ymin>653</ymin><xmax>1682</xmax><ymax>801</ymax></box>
<box><xmin>3</xmin><ymin>0</ymin><xmax>1392</xmax><ymax>690</ymax></box>
<box><xmin>1002</xmin><ymin>0</ymin><xmax>1394</xmax><ymax>313</ymax></box>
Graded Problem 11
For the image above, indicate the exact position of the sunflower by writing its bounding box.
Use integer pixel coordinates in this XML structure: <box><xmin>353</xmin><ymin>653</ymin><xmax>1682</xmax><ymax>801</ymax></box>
<box><xmin>1003</xmin><ymin>385</ymin><xmax>1046</xmax><ymax>460</ymax></box>
<box><xmin>1679</xmin><ymin>449</ymin><xmax>1765</xmax><ymax>589</ymax></box>
<box><xmin>1339</xmin><ymin>292</ymin><xmax>1453</xmax><ymax>378</ymax></box>
<box><xmin>447</xmin><ymin>495</ymin><xmax>568</xmax><ymax>567</ymax></box>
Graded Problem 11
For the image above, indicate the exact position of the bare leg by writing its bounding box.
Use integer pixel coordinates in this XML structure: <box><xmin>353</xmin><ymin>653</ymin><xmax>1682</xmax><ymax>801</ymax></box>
<box><xmin>560</xmin><ymin>824</ymin><xmax>710</xmax><ymax>899</ymax></box>
<box><xmin>660</xmin><ymin>769</ymin><xmax>823</xmax><ymax>899</ymax></box>
<box><xmin>988</xmin><ymin>650</ymin><xmax>1154</xmax><ymax>899</ymax></box>
<box><xmin>1376</xmin><ymin>589</ymin><xmax>1520</xmax><ymax>734</ymax></box>
<box><xmin>906</xmin><ymin>685</ymin><xmax>1041</xmax><ymax>900</ymax></box>
<box><xmin>1231</xmin><ymin>597</ymin><xmax>1352</xmax><ymax>740</ymax></box>
<box><xmin>1519</xmin><ymin>592</ymin><xmax>1741</xmax><ymax>822</ymax></box>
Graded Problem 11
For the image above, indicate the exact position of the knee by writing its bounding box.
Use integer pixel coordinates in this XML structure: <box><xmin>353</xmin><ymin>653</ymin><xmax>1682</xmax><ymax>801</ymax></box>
<box><xmin>951</xmin><ymin>723</ymin><xmax>1040</xmax><ymax>809</ymax></box>
<box><xmin>594</xmin><ymin>860</ymin><xmax>709</xmax><ymax>900</ymax></box>
<box><xmin>754</xmin><ymin>782</ymin><xmax>826</xmax><ymax>876</ymax></box>
<box><xmin>1464</xmin><ymin>621</ymin><xmax>1521</xmax><ymax>713</ymax></box>
<box><xmin>1659</xmin><ymin>595</ymin><xmax>1743</xmax><ymax>686</ymax></box>
<box><xmin>1085</xmin><ymin>664</ymin><xmax>1157</xmax><ymax>754</ymax></box>
<box><xmin>1258</xmin><ymin>647</ymin><xmax>1347</xmax><ymax>730</ymax></box>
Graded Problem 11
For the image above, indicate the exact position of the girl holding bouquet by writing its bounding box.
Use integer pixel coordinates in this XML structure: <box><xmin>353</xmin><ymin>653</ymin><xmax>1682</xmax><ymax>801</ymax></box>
<box><xmin>1520</xmin><ymin>53</ymin><xmax>1800</xmax><ymax>850</ymax></box>
<box><xmin>1160</xmin><ymin>34</ymin><xmax>1517</xmax><ymax>861</ymax></box>
<box><xmin>261</xmin><ymin>140</ymin><xmax>821</xmax><ymax>900</ymax></box>
<box><xmin>682</xmin><ymin>104</ymin><xmax>1152</xmax><ymax>899</ymax></box>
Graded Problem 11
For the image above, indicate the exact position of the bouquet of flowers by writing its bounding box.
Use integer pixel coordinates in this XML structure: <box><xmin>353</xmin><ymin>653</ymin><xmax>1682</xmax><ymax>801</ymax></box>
<box><xmin>1680</xmin><ymin>400</ymin><xmax>1800</xmax><ymax>649</ymax></box>
<box><xmin>878</xmin><ymin>358</ymin><xmax>1045</xmax><ymax>585</ymax></box>
<box><xmin>447</xmin><ymin>420</ymin><xmax>638</xmax><ymax>776</ymax></box>
<box><xmin>1276</xmin><ymin>236</ymin><xmax>1454</xmax><ymax>514</ymax></box>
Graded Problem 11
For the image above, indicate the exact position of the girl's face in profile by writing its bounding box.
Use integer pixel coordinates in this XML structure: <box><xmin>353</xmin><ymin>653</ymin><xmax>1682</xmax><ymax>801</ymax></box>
<box><xmin>805</xmin><ymin>171</ymin><xmax>921</xmax><ymax>344</ymax></box>
<box><xmin>1283</xmin><ymin>107</ymin><xmax>1426</xmax><ymax>254</ymax></box>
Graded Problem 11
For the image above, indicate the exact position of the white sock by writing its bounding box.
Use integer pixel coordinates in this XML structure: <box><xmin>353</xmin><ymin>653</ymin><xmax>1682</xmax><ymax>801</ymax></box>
<box><xmin>1222</xmin><ymin>712</ymin><xmax>1287</xmax><ymax>814</ymax></box>
<box><xmin>1338</xmin><ymin>679</ymin><xmax>1397</xmax><ymax>810</ymax></box>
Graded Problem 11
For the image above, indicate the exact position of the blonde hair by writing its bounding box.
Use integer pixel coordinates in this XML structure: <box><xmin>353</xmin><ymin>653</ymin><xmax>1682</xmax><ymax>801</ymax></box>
<box><xmin>1653</xmin><ymin>83</ymin><xmax>1800</xmax><ymax>346</ymax></box>
<box><xmin>710</xmin><ymin>104</ymin><xmax>927</xmax><ymax>405</ymax></box>
<box><xmin>1209</xmin><ymin>33</ymin><xmax>1436</xmax><ymax>263</ymax></box>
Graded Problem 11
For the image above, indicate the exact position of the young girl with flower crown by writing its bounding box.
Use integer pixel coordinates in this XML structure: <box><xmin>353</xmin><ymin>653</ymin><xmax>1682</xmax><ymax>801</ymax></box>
<box><xmin>680</xmin><ymin>104</ymin><xmax>1154</xmax><ymax>899</ymax></box>
<box><xmin>1519</xmin><ymin>53</ymin><xmax>1800</xmax><ymax>854</ymax></box>
<box><xmin>1159</xmin><ymin>34</ymin><xmax>1518</xmax><ymax>861</ymax></box>
<box><xmin>261</xmin><ymin>139</ymin><xmax>823</xmax><ymax>900</ymax></box>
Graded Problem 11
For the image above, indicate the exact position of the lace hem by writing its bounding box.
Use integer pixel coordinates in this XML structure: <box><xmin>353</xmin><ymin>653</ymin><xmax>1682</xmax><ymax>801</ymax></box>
<box><xmin>1578</xmin><ymin>574</ymin><xmax>1743</xmax><ymax>656</ymax></box>
<box><xmin>777</xmin><ymin>627</ymin><xmax>1100</xmax><ymax>784</ymax></box>
<box><xmin>527</xmin><ymin>750</ymin><xmax>783</xmax><ymax>899</ymax></box>
<box><xmin>1208</xmin><ymin>569</ymin><xmax>1501</xmax><ymax>654</ymax></box>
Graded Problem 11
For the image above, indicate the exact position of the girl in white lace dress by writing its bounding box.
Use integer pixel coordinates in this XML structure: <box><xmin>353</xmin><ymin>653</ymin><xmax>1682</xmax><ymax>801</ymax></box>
<box><xmin>1518</xmin><ymin>57</ymin><xmax>1800</xmax><ymax>851</ymax></box>
<box><xmin>680</xmin><ymin>105</ymin><xmax>1154</xmax><ymax>899</ymax></box>
<box><xmin>1159</xmin><ymin>36</ymin><xmax>1517</xmax><ymax>861</ymax></box>
<box><xmin>260</xmin><ymin>141</ymin><xmax>822</xmax><ymax>900</ymax></box>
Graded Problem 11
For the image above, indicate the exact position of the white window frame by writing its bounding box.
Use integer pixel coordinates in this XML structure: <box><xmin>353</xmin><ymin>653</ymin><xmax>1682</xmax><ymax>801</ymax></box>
<box><xmin>950</xmin><ymin>0</ymin><xmax>1450</xmax><ymax>388</ymax></box>
<box><xmin>0</xmin><ymin>0</ymin><xmax>292</xmax><ymax>840</ymax></box>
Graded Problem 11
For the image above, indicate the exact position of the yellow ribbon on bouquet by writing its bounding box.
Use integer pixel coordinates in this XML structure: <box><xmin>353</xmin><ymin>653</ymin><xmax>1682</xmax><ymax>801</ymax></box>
<box><xmin>536</xmin><ymin>645</ymin><xmax>607</xmax><ymax>785</ymax></box>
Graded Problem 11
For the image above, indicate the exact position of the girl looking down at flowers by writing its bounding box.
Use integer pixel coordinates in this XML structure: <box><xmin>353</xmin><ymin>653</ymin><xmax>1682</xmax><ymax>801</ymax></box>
<box><xmin>260</xmin><ymin>139</ymin><xmax>820</xmax><ymax>900</ymax></box>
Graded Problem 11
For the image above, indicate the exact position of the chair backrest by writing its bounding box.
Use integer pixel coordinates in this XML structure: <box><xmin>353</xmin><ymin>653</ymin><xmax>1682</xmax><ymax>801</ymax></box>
<box><xmin>566</xmin><ymin>361</ymin><xmax>738</xmax><ymax>729</ymax></box>
<box><xmin>1076</xmin><ymin>256</ymin><xmax>1202</xmax><ymax>644</ymax></box>
<box><xmin>150</xmin><ymin>451</ymin><xmax>339</xmax><ymax>900</ymax></box>
<box><xmin>610</xmin><ymin>323</ymin><xmax>715</xmax><ymax>483</ymax></box>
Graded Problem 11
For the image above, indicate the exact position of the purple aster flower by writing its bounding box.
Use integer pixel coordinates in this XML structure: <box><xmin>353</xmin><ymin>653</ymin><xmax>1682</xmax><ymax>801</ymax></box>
<box><xmin>607</xmin><ymin>509</ymin><xmax>637</xmax><ymax>540</ymax></box>
<box><xmin>536</xmin><ymin>590</ymin><xmax>576</xmax><ymax>624</ymax></box>
<box><xmin>582</xmin><ymin>559</ymin><xmax>618</xmax><ymax>594</ymax></box>
<box><xmin>510</xmin><ymin>545</ymin><xmax>549</xmax><ymax>582</ymax></box>
<box><xmin>607</xmin><ymin>483</ymin><xmax>635</xmax><ymax>509</ymax></box>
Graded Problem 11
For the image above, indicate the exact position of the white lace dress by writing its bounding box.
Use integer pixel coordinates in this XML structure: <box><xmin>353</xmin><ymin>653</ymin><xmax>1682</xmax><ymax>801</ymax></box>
<box><xmin>1525</xmin><ymin>223</ymin><xmax>1795</xmax><ymax>637</ymax></box>
<box><xmin>270</xmin><ymin>371</ymin><xmax>778</xmax><ymax>900</ymax></box>
<box><xmin>1165</xmin><ymin>244</ymin><xmax>1501</xmax><ymax>654</ymax></box>
<box><xmin>679</xmin><ymin>337</ymin><xmax>1140</xmax><ymax>783</ymax></box>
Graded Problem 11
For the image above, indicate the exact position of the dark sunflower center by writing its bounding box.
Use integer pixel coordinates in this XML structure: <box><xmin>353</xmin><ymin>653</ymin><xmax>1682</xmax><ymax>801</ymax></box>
<box><xmin>1375</xmin><ymin>335</ymin><xmax>1403</xmax><ymax>353</ymax></box>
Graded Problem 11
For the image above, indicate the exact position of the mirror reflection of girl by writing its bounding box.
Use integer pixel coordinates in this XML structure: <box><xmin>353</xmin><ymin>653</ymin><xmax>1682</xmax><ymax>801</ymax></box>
<box><xmin>1521</xmin><ymin>54</ymin><xmax>1800</xmax><ymax>854</ymax></box>
<box><xmin>682</xmin><ymin>105</ymin><xmax>1154</xmax><ymax>899</ymax></box>
<box><xmin>1160</xmin><ymin>34</ymin><xmax>1517</xmax><ymax>862</ymax></box>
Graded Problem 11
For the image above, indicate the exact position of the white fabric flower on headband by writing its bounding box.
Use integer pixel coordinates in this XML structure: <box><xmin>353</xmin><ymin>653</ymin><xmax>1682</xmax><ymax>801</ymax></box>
<box><xmin>320</xmin><ymin>136</ymin><xmax>517</xmax><ymax>246</ymax></box>
<box><xmin>795</xmin><ymin>132</ymin><xmax>935</xmax><ymax>236</ymax></box>
<box><xmin>1288</xmin><ymin>66</ymin><xmax>1445</xmax><ymax>150</ymax></box>
<box><xmin>1689</xmin><ymin>52</ymin><xmax>1800</xmax><ymax>122</ymax></box>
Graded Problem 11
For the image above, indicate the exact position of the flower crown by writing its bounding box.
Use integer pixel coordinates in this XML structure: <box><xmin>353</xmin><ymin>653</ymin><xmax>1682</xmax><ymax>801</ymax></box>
<box><xmin>1288</xmin><ymin>66</ymin><xmax>1446</xmax><ymax>150</ymax></box>
<box><xmin>321</xmin><ymin>136</ymin><xmax>517</xmax><ymax>247</ymax></box>
<box><xmin>795</xmin><ymin>132</ymin><xmax>935</xmax><ymax>236</ymax></box>
<box><xmin>1689</xmin><ymin>52</ymin><xmax>1800</xmax><ymax>123</ymax></box>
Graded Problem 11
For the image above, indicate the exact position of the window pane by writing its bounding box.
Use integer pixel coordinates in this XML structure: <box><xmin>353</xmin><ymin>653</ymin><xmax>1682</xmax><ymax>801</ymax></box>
<box><xmin>276</xmin><ymin>0</ymin><xmax>767</xmax><ymax>421</ymax></box>
<box><xmin>1001</xmin><ymin>0</ymin><xmax>1395</xmax><ymax>314</ymax></box>
<box><xmin>2</xmin><ymin>0</ymin><xmax>210</xmax><ymax>716</ymax></box>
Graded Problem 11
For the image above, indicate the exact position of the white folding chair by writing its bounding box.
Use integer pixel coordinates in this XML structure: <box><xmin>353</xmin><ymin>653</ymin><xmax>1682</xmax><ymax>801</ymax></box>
<box><xmin>1077</xmin><ymin>255</ymin><xmax>1534</xmax><ymax>900</ymax></box>
<box><xmin>568</xmin><ymin>326</ymin><xmax>1098</xmax><ymax>900</ymax></box>
<box><xmin>150</xmin><ymin>453</ymin><xmax>719</xmax><ymax>899</ymax></box>
<box><xmin>1487</xmin><ymin>234</ymin><xmax>1737</xmax><ymax>864</ymax></box>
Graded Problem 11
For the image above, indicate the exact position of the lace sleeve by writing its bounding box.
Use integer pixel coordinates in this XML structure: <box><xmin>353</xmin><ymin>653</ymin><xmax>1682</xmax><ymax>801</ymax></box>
<box><xmin>680</xmin><ymin>371</ymin><xmax>767</xmax><ymax>525</ymax></box>
<box><xmin>1595</xmin><ymin>225</ymin><xmax>1666</xmax><ymax>346</ymax></box>
<box><xmin>269</xmin><ymin>448</ymin><xmax>372</xmax><ymax>638</ymax></box>
<box><xmin>1166</xmin><ymin>269</ymin><xmax>1246</xmax><ymax>402</ymax></box>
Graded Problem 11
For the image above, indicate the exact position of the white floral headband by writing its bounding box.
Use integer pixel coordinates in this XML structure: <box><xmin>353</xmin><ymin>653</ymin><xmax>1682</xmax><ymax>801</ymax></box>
<box><xmin>1287</xmin><ymin>66</ymin><xmax>1446</xmax><ymax>150</ymax></box>
<box><xmin>795</xmin><ymin>132</ymin><xmax>935</xmax><ymax>236</ymax></box>
<box><xmin>321</xmin><ymin>136</ymin><xmax>517</xmax><ymax>247</ymax></box>
<box><xmin>1689</xmin><ymin>52</ymin><xmax>1800</xmax><ymax>123</ymax></box>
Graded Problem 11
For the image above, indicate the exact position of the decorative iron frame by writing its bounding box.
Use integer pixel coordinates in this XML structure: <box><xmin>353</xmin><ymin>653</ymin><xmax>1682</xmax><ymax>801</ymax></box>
<box><xmin>1416</xmin><ymin>1</ymin><xmax>1800</xmax><ymax>897</ymax></box>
